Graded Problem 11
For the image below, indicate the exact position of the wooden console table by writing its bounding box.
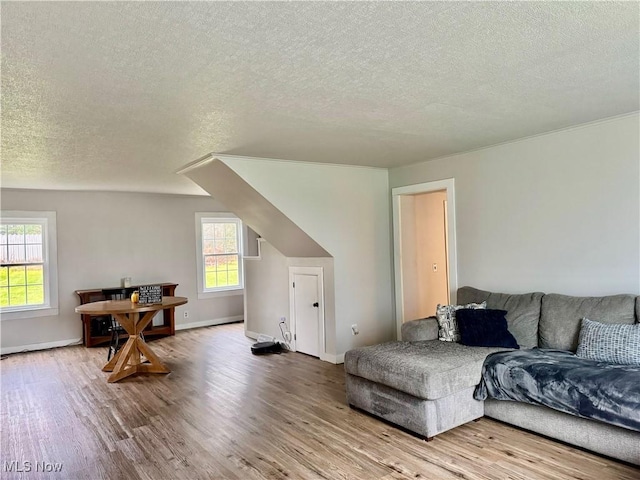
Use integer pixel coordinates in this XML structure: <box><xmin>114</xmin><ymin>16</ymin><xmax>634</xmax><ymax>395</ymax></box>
<box><xmin>75</xmin><ymin>283</ymin><xmax>178</xmax><ymax>347</ymax></box>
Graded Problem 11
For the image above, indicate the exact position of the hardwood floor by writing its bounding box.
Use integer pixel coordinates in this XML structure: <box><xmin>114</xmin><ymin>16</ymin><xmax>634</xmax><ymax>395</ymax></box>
<box><xmin>1</xmin><ymin>323</ymin><xmax>637</xmax><ymax>480</ymax></box>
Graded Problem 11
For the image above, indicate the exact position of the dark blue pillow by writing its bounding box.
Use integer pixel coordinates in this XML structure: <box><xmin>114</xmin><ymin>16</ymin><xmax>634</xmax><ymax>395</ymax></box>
<box><xmin>456</xmin><ymin>308</ymin><xmax>519</xmax><ymax>349</ymax></box>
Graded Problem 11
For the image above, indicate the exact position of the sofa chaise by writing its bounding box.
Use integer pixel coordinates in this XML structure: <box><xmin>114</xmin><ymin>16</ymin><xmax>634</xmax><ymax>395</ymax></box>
<box><xmin>344</xmin><ymin>286</ymin><xmax>640</xmax><ymax>465</ymax></box>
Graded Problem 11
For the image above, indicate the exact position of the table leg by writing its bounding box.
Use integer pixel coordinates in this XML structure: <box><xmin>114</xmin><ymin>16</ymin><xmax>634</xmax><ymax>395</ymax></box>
<box><xmin>107</xmin><ymin>338</ymin><xmax>138</xmax><ymax>382</ymax></box>
<box><xmin>102</xmin><ymin>312</ymin><xmax>135</xmax><ymax>373</ymax></box>
<box><xmin>136</xmin><ymin>340</ymin><xmax>170</xmax><ymax>374</ymax></box>
<box><xmin>102</xmin><ymin>347</ymin><xmax>121</xmax><ymax>372</ymax></box>
<box><xmin>103</xmin><ymin>310</ymin><xmax>171</xmax><ymax>383</ymax></box>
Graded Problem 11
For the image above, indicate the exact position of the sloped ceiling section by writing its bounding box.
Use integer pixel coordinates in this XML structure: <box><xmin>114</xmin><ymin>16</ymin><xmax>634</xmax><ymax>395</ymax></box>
<box><xmin>179</xmin><ymin>157</ymin><xmax>330</xmax><ymax>258</ymax></box>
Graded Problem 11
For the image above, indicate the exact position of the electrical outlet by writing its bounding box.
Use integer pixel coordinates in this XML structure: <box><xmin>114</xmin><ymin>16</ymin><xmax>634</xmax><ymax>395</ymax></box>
<box><xmin>183</xmin><ymin>311</ymin><xmax>189</xmax><ymax>319</ymax></box>
<box><xmin>351</xmin><ymin>324</ymin><xmax>359</xmax><ymax>335</ymax></box>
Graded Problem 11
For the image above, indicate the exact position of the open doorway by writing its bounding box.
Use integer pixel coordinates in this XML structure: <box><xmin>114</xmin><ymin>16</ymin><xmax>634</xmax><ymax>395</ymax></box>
<box><xmin>392</xmin><ymin>179</ymin><xmax>458</xmax><ymax>339</ymax></box>
<box><xmin>399</xmin><ymin>190</ymin><xmax>449</xmax><ymax>319</ymax></box>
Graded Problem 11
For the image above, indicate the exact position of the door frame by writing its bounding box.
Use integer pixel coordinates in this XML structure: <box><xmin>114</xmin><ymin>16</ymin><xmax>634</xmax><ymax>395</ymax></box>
<box><xmin>288</xmin><ymin>266</ymin><xmax>326</xmax><ymax>360</ymax></box>
<box><xmin>392</xmin><ymin>178</ymin><xmax>458</xmax><ymax>340</ymax></box>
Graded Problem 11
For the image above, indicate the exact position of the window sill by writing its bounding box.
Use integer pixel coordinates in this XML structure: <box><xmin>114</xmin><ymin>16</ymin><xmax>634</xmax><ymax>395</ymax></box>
<box><xmin>1</xmin><ymin>306</ymin><xmax>59</xmax><ymax>321</ymax></box>
<box><xmin>197</xmin><ymin>289</ymin><xmax>244</xmax><ymax>300</ymax></box>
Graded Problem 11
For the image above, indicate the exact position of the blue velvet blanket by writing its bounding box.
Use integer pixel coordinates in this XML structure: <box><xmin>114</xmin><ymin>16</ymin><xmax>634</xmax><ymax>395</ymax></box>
<box><xmin>474</xmin><ymin>349</ymin><xmax>640</xmax><ymax>432</ymax></box>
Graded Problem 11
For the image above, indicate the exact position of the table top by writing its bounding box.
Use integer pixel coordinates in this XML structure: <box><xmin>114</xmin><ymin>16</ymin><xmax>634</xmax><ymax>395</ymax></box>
<box><xmin>75</xmin><ymin>296</ymin><xmax>188</xmax><ymax>315</ymax></box>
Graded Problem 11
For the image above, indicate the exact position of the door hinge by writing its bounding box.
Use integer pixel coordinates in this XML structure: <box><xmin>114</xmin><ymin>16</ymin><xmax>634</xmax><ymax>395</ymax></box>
<box><xmin>293</xmin><ymin>282</ymin><xmax>295</xmax><ymax>288</ymax></box>
<box><xmin>294</xmin><ymin>333</ymin><xmax>296</xmax><ymax>340</ymax></box>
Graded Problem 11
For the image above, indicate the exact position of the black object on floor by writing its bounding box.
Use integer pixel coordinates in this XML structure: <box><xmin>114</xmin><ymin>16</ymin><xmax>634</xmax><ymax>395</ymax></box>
<box><xmin>251</xmin><ymin>341</ymin><xmax>283</xmax><ymax>355</ymax></box>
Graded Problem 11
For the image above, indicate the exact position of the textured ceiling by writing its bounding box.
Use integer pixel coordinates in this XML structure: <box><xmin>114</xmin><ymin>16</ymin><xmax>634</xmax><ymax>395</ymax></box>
<box><xmin>2</xmin><ymin>2</ymin><xmax>639</xmax><ymax>195</ymax></box>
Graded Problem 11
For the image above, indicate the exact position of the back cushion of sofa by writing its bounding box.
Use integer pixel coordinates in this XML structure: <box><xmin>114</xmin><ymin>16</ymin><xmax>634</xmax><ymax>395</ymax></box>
<box><xmin>539</xmin><ymin>294</ymin><xmax>636</xmax><ymax>351</ymax></box>
<box><xmin>457</xmin><ymin>286</ymin><xmax>543</xmax><ymax>349</ymax></box>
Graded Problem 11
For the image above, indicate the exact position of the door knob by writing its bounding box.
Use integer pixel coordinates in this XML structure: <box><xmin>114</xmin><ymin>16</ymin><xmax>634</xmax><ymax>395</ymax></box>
<box><xmin>312</xmin><ymin>302</ymin><xmax>319</xmax><ymax>308</ymax></box>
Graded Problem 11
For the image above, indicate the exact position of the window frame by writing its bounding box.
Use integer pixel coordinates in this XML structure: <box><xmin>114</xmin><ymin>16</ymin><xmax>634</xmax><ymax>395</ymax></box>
<box><xmin>195</xmin><ymin>213</ymin><xmax>244</xmax><ymax>299</ymax></box>
<box><xmin>1</xmin><ymin>211</ymin><xmax>59</xmax><ymax>320</ymax></box>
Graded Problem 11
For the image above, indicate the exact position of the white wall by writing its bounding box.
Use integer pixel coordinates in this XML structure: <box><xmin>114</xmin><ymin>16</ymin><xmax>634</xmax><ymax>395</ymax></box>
<box><xmin>244</xmin><ymin>241</ymin><xmax>337</xmax><ymax>357</ymax></box>
<box><xmin>0</xmin><ymin>189</ymin><xmax>244</xmax><ymax>353</ymax></box>
<box><xmin>244</xmin><ymin>241</ymin><xmax>289</xmax><ymax>342</ymax></box>
<box><xmin>219</xmin><ymin>157</ymin><xmax>394</xmax><ymax>356</ymax></box>
<box><xmin>390</xmin><ymin>113</ymin><xmax>640</xmax><ymax>296</ymax></box>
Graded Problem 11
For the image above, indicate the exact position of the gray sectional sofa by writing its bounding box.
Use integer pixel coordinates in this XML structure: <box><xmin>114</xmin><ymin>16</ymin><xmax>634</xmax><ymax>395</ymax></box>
<box><xmin>344</xmin><ymin>286</ymin><xmax>640</xmax><ymax>465</ymax></box>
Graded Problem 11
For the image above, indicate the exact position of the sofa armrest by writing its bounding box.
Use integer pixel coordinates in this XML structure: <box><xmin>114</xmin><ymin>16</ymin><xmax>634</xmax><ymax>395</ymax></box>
<box><xmin>401</xmin><ymin>317</ymin><xmax>439</xmax><ymax>342</ymax></box>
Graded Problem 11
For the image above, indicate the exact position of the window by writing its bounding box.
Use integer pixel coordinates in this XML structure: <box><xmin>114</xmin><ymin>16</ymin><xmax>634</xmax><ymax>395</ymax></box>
<box><xmin>1</xmin><ymin>211</ymin><xmax>58</xmax><ymax>319</ymax></box>
<box><xmin>195</xmin><ymin>213</ymin><xmax>243</xmax><ymax>298</ymax></box>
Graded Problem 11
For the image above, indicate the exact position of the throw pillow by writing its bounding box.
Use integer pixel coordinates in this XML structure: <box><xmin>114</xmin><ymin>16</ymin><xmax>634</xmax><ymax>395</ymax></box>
<box><xmin>456</xmin><ymin>308</ymin><xmax>520</xmax><ymax>349</ymax></box>
<box><xmin>576</xmin><ymin>317</ymin><xmax>640</xmax><ymax>365</ymax></box>
<box><xmin>436</xmin><ymin>301</ymin><xmax>486</xmax><ymax>342</ymax></box>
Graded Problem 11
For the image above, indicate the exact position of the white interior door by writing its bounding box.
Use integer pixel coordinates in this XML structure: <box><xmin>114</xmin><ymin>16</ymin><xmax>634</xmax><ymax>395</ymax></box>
<box><xmin>290</xmin><ymin>267</ymin><xmax>323</xmax><ymax>357</ymax></box>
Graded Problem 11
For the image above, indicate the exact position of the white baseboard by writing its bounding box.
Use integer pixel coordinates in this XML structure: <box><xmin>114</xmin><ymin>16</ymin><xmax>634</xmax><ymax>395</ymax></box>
<box><xmin>321</xmin><ymin>353</ymin><xmax>345</xmax><ymax>365</ymax></box>
<box><xmin>175</xmin><ymin>315</ymin><xmax>244</xmax><ymax>331</ymax></box>
<box><xmin>244</xmin><ymin>329</ymin><xmax>259</xmax><ymax>340</ymax></box>
<box><xmin>1</xmin><ymin>338</ymin><xmax>82</xmax><ymax>356</ymax></box>
<box><xmin>246</xmin><ymin>330</ymin><xmax>346</xmax><ymax>365</ymax></box>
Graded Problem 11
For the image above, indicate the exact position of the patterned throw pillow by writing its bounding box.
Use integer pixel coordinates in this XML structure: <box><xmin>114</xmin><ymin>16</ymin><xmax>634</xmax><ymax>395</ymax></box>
<box><xmin>436</xmin><ymin>301</ymin><xmax>486</xmax><ymax>342</ymax></box>
<box><xmin>576</xmin><ymin>317</ymin><xmax>640</xmax><ymax>365</ymax></box>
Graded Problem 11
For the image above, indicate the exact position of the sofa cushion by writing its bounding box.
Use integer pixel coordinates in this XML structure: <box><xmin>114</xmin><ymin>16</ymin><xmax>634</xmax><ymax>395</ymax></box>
<box><xmin>457</xmin><ymin>286</ymin><xmax>543</xmax><ymax>348</ymax></box>
<box><xmin>539</xmin><ymin>294</ymin><xmax>636</xmax><ymax>351</ymax></box>
<box><xmin>401</xmin><ymin>317</ymin><xmax>439</xmax><ymax>342</ymax></box>
<box><xmin>344</xmin><ymin>340</ymin><xmax>509</xmax><ymax>400</ymax></box>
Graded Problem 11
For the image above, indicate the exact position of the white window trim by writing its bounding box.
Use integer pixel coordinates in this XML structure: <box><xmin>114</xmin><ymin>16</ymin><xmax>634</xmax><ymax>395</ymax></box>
<box><xmin>1</xmin><ymin>211</ymin><xmax>59</xmax><ymax>320</ymax></box>
<box><xmin>195</xmin><ymin>212</ymin><xmax>244</xmax><ymax>300</ymax></box>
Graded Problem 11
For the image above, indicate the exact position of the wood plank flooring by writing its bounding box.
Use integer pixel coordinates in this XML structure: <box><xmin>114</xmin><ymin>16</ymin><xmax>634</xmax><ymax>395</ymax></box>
<box><xmin>1</xmin><ymin>323</ymin><xmax>637</xmax><ymax>480</ymax></box>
